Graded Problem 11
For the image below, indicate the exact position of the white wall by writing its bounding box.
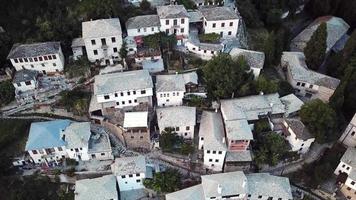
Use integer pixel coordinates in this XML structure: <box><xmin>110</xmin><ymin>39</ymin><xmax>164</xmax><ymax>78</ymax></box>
<box><xmin>334</xmin><ymin>161</ymin><xmax>353</xmax><ymax>176</ymax></box>
<box><xmin>156</xmin><ymin>91</ymin><xmax>185</xmax><ymax>107</ymax></box>
<box><xmin>89</xmin><ymin>151</ymin><xmax>114</xmax><ymax>160</ymax></box>
<box><xmin>127</xmin><ymin>26</ymin><xmax>160</xmax><ymax>37</ymax></box>
<box><xmin>159</xmin><ymin>125</ymin><xmax>195</xmax><ymax>139</ymax></box>
<box><xmin>159</xmin><ymin>17</ymin><xmax>189</xmax><ymax>36</ymax></box>
<box><xmin>203</xmin><ymin>149</ymin><xmax>226</xmax><ymax>171</ymax></box>
<box><xmin>66</xmin><ymin>147</ymin><xmax>90</xmax><ymax>161</ymax></box>
<box><xmin>28</xmin><ymin>146</ymin><xmax>67</xmax><ymax>164</ymax></box>
<box><xmin>135</xmin><ymin>55</ymin><xmax>162</xmax><ymax>64</ymax></box>
<box><xmin>72</xmin><ymin>46</ymin><xmax>83</xmax><ymax>60</ymax></box>
<box><xmin>345</xmin><ymin>177</ymin><xmax>356</xmax><ymax>191</ymax></box>
<box><xmin>13</xmin><ymin>79</ymin><xmax>36</xmax><ymax>92</ymax></box>
<box><xmin>117</xmin><ymin>172</ymin><xmax>145</xmax><ymax>191</ymax></box>
<box><xmin>84</xmin><ymin>35</ymin><xmax>123</xmax><ymax>65</ymax></box>
<box><xmin>251</xmin><ymin>67</ymin><xmax>261</xmax><ymax>79</ymax></box>
<box><xmin>339</xmin><ymin>122</ymin><xmax>356</xmax><ymax>148</ymax></box>
<box><xmin>96</xmin><ymin>87</ymin><xmax>153</xmax><ymax>109</ymax></box>
<box><xmin>203</xmin><ymin>19</ymin><xmax>239</xmax><ymax>38</ymax></box>
<box><xmin>185</xmin><ymin>41</ymin><xmax>220</xmax><ymax>60</ymax></box>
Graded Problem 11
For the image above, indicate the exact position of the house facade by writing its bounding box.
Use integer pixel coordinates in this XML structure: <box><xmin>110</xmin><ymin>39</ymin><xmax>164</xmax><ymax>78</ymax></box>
<box><xmin>156</xmin><ymin>74</ymin><xmax>186</xmax><ymax>107</ymax></box>
<box><xmin>126</xmin><ymin>15</ymin><xmax>160</xmax><ymax>37</ymax></box>
<box><xmin>7</xmin><ymin>42</ymin><xmax>65</xmax><ymax>74</ymax></box>
<box><xmin>229</xmin><ymin>48</ymin><xmax>265</xmax><ymax>78</ymax></box>
<box><xmin>82</xmin><ymin>18</ymin><xmax>123</xmax><ymax>66</ymax></box>
<box><xmin>71</xmin><ymin>38</ymin><xmax>85</xmax><ymax>60</ymax></box>
<box><xmin>185</xmin><ymin>41</ymin><xmax>223</xmax><ymax>60</ymax></box>
<box><xmin>339</xmin><ymin>113</ymin><xmax>356</xmax><ymax>148</ymax></box>
<box><xmin>123</xmin><ymin>111</ymin><xmax>151</xmax><ymax>150</ymax></box>
<box><xmin>334</xmin><ymin>147</ymin><xmax>356</xmax><ymax>199</ymax></box>
<box><xmin>157</xmin><ymin>5</ymin><xmax>189</xmax><ymax>38</ymax></box>
<box><xmin>12</xmin><ymin>69</ymin><xmax>38</xmax><ymax>94</ymax></box>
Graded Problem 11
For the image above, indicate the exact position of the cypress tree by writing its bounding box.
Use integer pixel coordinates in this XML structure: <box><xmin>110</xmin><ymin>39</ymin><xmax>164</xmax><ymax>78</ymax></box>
<box><xmin>304</xmin><ymin>22</ymin><xmax>327</xmax><ymax>70</ymax></box>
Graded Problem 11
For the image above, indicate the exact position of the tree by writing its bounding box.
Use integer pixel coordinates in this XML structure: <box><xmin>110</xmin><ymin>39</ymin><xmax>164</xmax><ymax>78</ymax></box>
<box><xmin>266</xmin><ymin>8</ymin><xmax>282</xmax><ymax>27</ymax></box>
<box><xmin>0</xmin><ymin>80</ymin><xmax>15</xmax><ymax>106</ymax></box>
<box><xmin>304</xmin><ymin>22</ymin><xmax>327</xmax><ymax>70</ymax></box>
<box><xmin>300</xmin><ymin>99</ymin><xmax>337</xmax><ymax>143</ymax></box>
<box><xmin>144</xmin><ymin>168</ymin><xmax>181</xmax><ymax>193</ymax></box>
<box><xmin>159</xmin><ymin>128</ymin><xmax>183</xmax><ymax>152</ymax></box>
<box><xmin>119</xmin><ymin>41</ymin><xmax>128</xmax><ymax>59</ymax></box>
<box><xmin>139</xmin><ymin>0</ymin><xmax>151</xmax><ymax>11</ymax></box>
<box><xmin>236</xmin><ymin>0</ymin><xmax>263</xmax><ymax>28</ymax></box>
<box><xmin>202</xmin><ymin>54</ymin><xmax>253</xmax><ymax>99</ymax></box>
<box><xmin>254</xmin><ymin>75</ymin><xmax>279</xmax><ymax>94</ymax></box>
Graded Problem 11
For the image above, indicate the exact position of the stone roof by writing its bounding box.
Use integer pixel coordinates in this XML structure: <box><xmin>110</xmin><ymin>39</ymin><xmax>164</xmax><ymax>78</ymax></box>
<box><xmin>71</xmin><ymin>38</ymin><xmax>85</xmax><ymax>47</ymax></box>
<box><xmin>88</xmin><ymin>132</ymin><xmax>112</xmax><ymax>154</ymax></box>
<box><xmin>7</xmin><ymin>42</ymin><xmax>61</xmax><ymax>59</ymax></box>
<box><xmin>157</xmin><ymin>5</ymin><xmax>189</xmax><ymax>19</ymax></box>
<box><xmin>157</xmin><ymin>106</ymin><xmax>196</xmax><ymax>129</ymax></box>
<box><xmin>155</xmin><ymin>74</ymin><xmax>186</xmax><ymax>92</ymax></box>
<box><xmin>280</xmin><ymin>94</ymin><xmax>304</xmax><ymax>116</ymax></box>
<box><xmin>74</xmin><ymin>175</ymin><xmax>118</xmax><ymax>200</ymax></box>
<box><xmin>225</xmin><ymin>150</ymin><xmax>253</xmax><ymax>162</ymax></box>
<box><xmin>188</xmin><ymin>11</ymin><xmax>203</xmax><ymax>23</ymax></box>
<box><xmin>340</xmin><ymin>147</ymin><xmax>356</xmax><ymax>168</ymax></box>
<box><xmin>349</xmin><ymin>113</ymin><xmax>356</xmax><ymax>126</ymax></box>
<box><xmin>166</xmin><ymin>184</ymin><xmax>204</xmax><ymax>200</ymax></box>
<box><xmin>291</xmin><ymin>16</ymin><xmax>350</xmax><ymax>52</ymax></box>
<box><xmin>111</xmin><ymin>155</ymin><xmax>146</xmax><ymax>176</ymax></box>
<box><xmin>284</xmin><ymin>119</ymin><xmax>313</xmax><ymax>140</ymax></box>
<box><xmin>220</xmin><ymin>93</ymin><xmax>286</xmax><ymax>121</ymax></box>
<box><xmin>281</xmin><ymin>51</ymin><xmax>340</xmax><ymax>90</ymax></box>
<box><xmin>246</xmin><ymin>173</ymin><xmax>293</xmax><ymax>199</ymax></box>
<box><xmin>94</xmin><ymin>70</ymin><xmax>153</xmax><ymax>95</ymax></box>
<box><xmin>230</xmin><ymin>48</ymin><xmax>265</xmax><ymax>69</ymax></box>
<box><xmin>199</xmin><ymin>111</ymin><xmax>226</xmax><ymax>151</ymax></box>
<box><xmin>225</xmin><ymin>119</ymin><xmax>253</xmax><ymax>140</ymax></box>
<box><xmin>142</xmin><ymin>58</ymin><xmax>164</xmax><ymax>73</ymax></box>
<box><xmin>82</xmin><ymin>18</ymin><xmax>122</xmax><ymax>39</ymax></box>
<box><xmin>126</xmin><ymin>15</ymin><xmax>160</xmax><ymax>30</ymax></box>
<box><xmin>182</xmin><ymin>72</ymin><xmax>198</xmax><ymax>85</ymax></box>
<box><xmin>123</xmin><ymin>111</ymin><xmax>148</xmax><ymax>128</ymax></box>
<box><xmin>13</xmin><ymin>69</ymin><xmax>38</xmax><ymax>83</ymax></box>
<box><xmin>199</xmin><ymin>7</ymin><xmax>239</xmax><ymax>21</ymax></box>
<box><xmin>198</xmin><ymin>42</ymin><xmax>224</xmax><ymax>51</ymax></box>
<box><xmin>25</xmin><ymin>120</ymin><xmax>71</xmax><ymax>151</ymax></box>
<box><xmin>62</xmin><ymin>122</ymin><xmax>91</xmax><ymax>149</ymax></box>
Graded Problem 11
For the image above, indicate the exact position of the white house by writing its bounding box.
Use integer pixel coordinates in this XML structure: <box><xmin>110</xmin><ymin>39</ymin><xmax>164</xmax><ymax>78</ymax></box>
<box><xmin>122</xmin><ymin>111</ymin><xmax>151</xmax><ymax>150</ymax></box>
<box><xmin>229</xmin><ymin>48</ymin><xmax>265</xmax><ymax>78</ymax></box>
<box><xmin>185</xmin><ymin>41</ymin><xmax>224</xmax><ymax>60</ymax></box>
<box><xmin>71</xmin><ymin>38</ymin><xmax>85</xmax><ymax>61</ymax></box>
<box><xmin>156</xmin><ymin>106</ymin><xmax>196</xmax><ymax>139</ymax></box>
<box><xmin>92</xmin><ymin>70</ymin><xmax>153</xmax><ymax>111</ymax></box>
<box><xmin>281</xmin><ymin>119</ymin><xmax>315</xmax><ymax>154</ymax></box>
<box><xmin>111</xmin><ymin>155</ymin><xmax>146</xmax><ymax>191</ymax></box>
<box><xmin>339</xmin><ymin>113</ymin><xmax>356</xmax><ymax>148</ymax></box>
<box><xmin>12</xmin><ymin>69</ymin><xmax>38</xmax><ymax>93</ymax></box>
<box><xmin>82</xmin><ymin>18</ymin><xmax>123</xmax><ymax>66</ymax></box>
<box><xmin>62</xmin><ymin>122</ymin><xmax>91</xmax><ymax>161</ymax></box>
<box><xmin>166</xmin><ymin>171</ymin><xmax>293</xmax><ymax>200</ymax></box>
<box><xmin>199</xmin><ymin>111</ymin><xmax>227</xmax><ymax>172</ymax></box>
<box><xmin>281</xmin><ymin>51</ymin><xmax>340</xmax><ymax>102</ymax></box>
<box><xmin>126</xmin><ymin>15</ymin><xmax>160</xmax><ymax>37</ymax></box>
<box><xmin>7</xmin><ymin>42</ymin><xmax>65</xmax><ymax>74</ymax></box>
<box><xmin>200</xmin><ymin>6</ymin><xmax>240</xmax><ymax>38</ymax></box>
<box><xmin>334</xmin><ymin>147</ymin><xmax>356</xmax><ymax>199</ymax></box>
<box><xmin>155</xmin><ymin>74</ymin><xmax>186</xmax><ymax>107</ymax></box>
<box><xmin>74</xmin><ymin>175</ymin><xmax>118</xmax><ymax>200</ymax></box>
<box><xmin>157</xmin><ymin>5</ymin><xmax>189</xmax><ymax>40</ymax></box>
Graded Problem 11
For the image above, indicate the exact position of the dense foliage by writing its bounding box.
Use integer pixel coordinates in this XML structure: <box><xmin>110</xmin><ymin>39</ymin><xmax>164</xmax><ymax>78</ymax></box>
<box><xmin>198</xmin><ymin>33</ymin><xmax>221</xmax><ymax>43</ymax></box>
<box><xmin>59</xmin><ymin>89</ymin><xmax>90</xmax><ymax>116</ymax></box>
<box><xmin>144</xmin><ymin>168</ymin><xmax>181</xmax><ymax>193</ymax></box>
<box><xmin>304</xmin><ymin>23</ymin><xmax>327</xmax><ymax>70</ymax></box>
<box><xmin>0</xmin><ymin>80</ymin><xmax>15</xmax><ymax>106</ymax></box>
<box><xmin>159</xmin><ymin>128</ymin><xmax>194</xmax><ymax>155</ymax></box>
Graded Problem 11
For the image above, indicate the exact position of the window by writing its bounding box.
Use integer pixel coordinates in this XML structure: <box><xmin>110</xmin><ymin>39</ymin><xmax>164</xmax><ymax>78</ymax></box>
<box><xmin>113</xmin><ymin>47</ymin><xmax>118</xmax><ymax>52</ymax></box>
<box><xmin>342</xmin><ymin>164</ymin><xmax>346</xmax><ymax>168</ymax></box>
<box><xmin>176</xmin><ymin>127</ymin><xmax>180</xmax><ymax>131</ymax></box>
<box><xmin>32</xmin><ymin>150</ymin><xmax>38</xmax><ymax>154</ymax></box>
<box><xmin>141</xmin><ymin>90</ymin><xmax>146</xmax><ymax>94</ymax></box>
<box><xmin>215</xmin><ymin>159</ymin><xmax>219</xmax><ymax>162</ymax></box>
<box><xmin>174</xmin><ymin>19</ymin><xmax>177</xmax><ymax>25</ymax></box>
<box><xmin>104</xmin><ymin>95</ymin><xmax>110</xmax><ymax>100</ymax></box>
<box><xmin>186</xmin><ymin>126</ymin><xmax>190</xmax><ymax>131</ymax></box>
<box><xmin>34</xmin><ymin>57</ymin><xmax>38</xmax><ymax>62</ymax></box>
<box><xmin>122</xmin><ymin>101</ymin><xmax>125</xmax><ymax>105</ymax></box>
<box><xmin>136</xmin><ymin>179</ymin><xmax>141</xmax><ymax>183</ymax></box>
<box><xmin>351</xmin><ymin>181</ymin><xmax>355</xmax><ymax>185</ymax></box>
<box><xmin>212</xmin><ymin>150</ymin><xmax>216</xmax><ymax>154</ymax></box>
<box><xmin>221</xmin><ymin>23</ymin><xmax>225</xmax><ymax>27</ymax></box>
<box><xmin>351</xmin><ymin>131</ymin><xmax>355</xmax><ymax>136</ymax></box>
<box><xmin>212</xmin><ymin>23</ymin><xmax>216</xmax><ymax>28</ymax></box>
<box><xmin>93</xmin><ymin>50</ymin><xmax>98</xmax><ymax>55</ymax></box>
<box><xmin>39</xmin><ymin>149</ymin><xmax>44</xmax><ymax>154</ymax></box>
<box><xmin>220</xmin><ymin>32</ymin><xmax>223</xmax><ymax>37</ymax></box>
<box><xmin>31</xmin><ymin>64</ymin><xmax>34</xmax><ymax>68</ymax></box>
<box><xmin>151</xmin><ymin>27</ymin><xmax>154</xmax><ymax>31</ymax></box>
<box><xmin>204</xmin><ymin>50</ymin><xmax>207</xmax><ymax>53</ymax></box>
<box><xmin>140</xmin><ymin>136</ymin><xmax>143</xmax><ymax>139</ymax></box>
<box><xmin>207</xmin><ymin>150</ymin><xmax>210</xmax><ymax>153</ymax></box>
<box><xmin>115</xmin><ymin>93</ymin><xmax>118</xmax><ymax>97</ymax></box>
<box><xmin>129</xmin><ymin>174</ymin><xmax>133</xmax><ymax>178</ymax></box>
<box><xmin>24</xmin><ymin>58</ymin><xmax>28</xmax><ymax>62</ymax></box>
<box><xmin>301</xmin><ymin>83</ymin><xmax>306</xmax><ymax>87</ymax></box>
<box><xmin>101</xmin><ymin>153</ymin><xmax>105</xmax><ymax>156</ymax></box>
<box><xmin>29</xmin><ymin>58</ymin><xmax>33</xmax><ymax>62</ymax></box>
<box><xmin>131</xmin><ymin>136</ymin><xmax>134</xmax><ymax>139</ymax></box>
<box><xmin>136</xmin><ymin>173</ymin><xmax>140</xmax><ymax>177</ymax></box>
<box><xmin>116</xmin><ymin>102</ymin><xmax>120</xmax><ymax>105</ymax></box>
<box><xmin>228</xmin><ymin>31</ymin><xmax>232</xmax><ymax>35</ymax></box>
<box><xmin>121</xmin><ymin>92</ymin><xmax>124</xmax><ymax>96</ymax></box>
<box><xmin>201</xmin><ymin>137</ymin><xmax>204</xmax><ymax>140</ymax></box>
<box><xmin>144</xmin><ymin>28</ymin><xmax>147</xmax><ymax>32</ymax></box>
<box><xmin>101</xmin><ymin>38</ymin><xmax>106</xmax><ymax>45</ymax></box>
<box><xmin>25</xmin><ymin>81</ymin><xmax>31</xmax><ymax>86</ymax></box>
<box><xmin>347</xmin><ymin>187</ymin><xmax>351</xmax><ymax>191</ymax></box>
<box><xmin>184</xmin><ymin>133</ymin><xmax>188</xmax><ymax>136</ymax></box>
<box><xmin>258</xmin><ymin>195</ymin><xmax>262</xmax><ymax>199</ymax></box>
<box><xmin>112</xmin><ymin>37</ymin><xmax>116</xmax><ymax>43</ymax></box>
<box><xmin>134</xmin><ymin>99</ymin><xmax>137</xmax><ymax>103</ymax></box>
<box><xmin>121</xmin><ymin>175</ymin><xmax>125</xmax><ymax>178</ymax></box>
<box><xmin>218</xmin><ymin>151</ymin><xmax>222</xmax><ymax>154</ymax></box>
<box><xmin>44</xmin><ymin>56</ymin><xmax>49</xmax><ymax>61</ymax></box>
<box><xmin>296</xmin><ymin>82</ymin><xmax>301</xmax><ymax>86</ymax></box>
<box><xmin>41</xmin><ymin>63</ymin><xmax>45</xmax><ymax>67</ymax></box>
<box><xmin>229</xmin><ymin>22</ymin><xmax>233</xmax><ymax>26</ymax></box>
<box><xmin>133</xmin><ymin>91</ymin><xmax>136</xmax><ymax>95</ymax></box>
<box><xmin>138</xmin><ymin>28</ymin><xmax>141</xmax><ymax>33</ymax></box>
<box><xmin>129</xmin><ymin>100</ymin><xmax>132</xmax><ymax>104</ymax></box>
<box><xmin>39</xmin><ymin>57</ymin><xmax>43</xmax><ymax>61</ymax></box>
<box><xmin>347</xmin><ymin>167</ymin><xmax>350</xmax><ymax>170</ymax></box>
<box><xmin>127</xmin><ymin>91</ymin><xmax>130</xmax><ymax>96</ymax></box>
<box><xmin>209</xmin><ymin>159</ymin><xmax>213</xmax><ymax>162</ymax></box>
<box><xmin>19</xmin><ymin>58</ymin><xmax>23</xmax><ymax>63</ymax></box>
<box><xmin>177</xmin><ymin>92</ymin><xmax>179</xmax><ymax>95</ymax></box>
<box><xmin>53</xmin><ymin>63</ymin><xmax>56</xmax><ymax>67</ymax></box>
<box><xmin>14</xmin><ymin>59</ymin><xmax>18</xmax><ymax>63</ymax></box>
<box><xmin>309</xmin><ymin>84</ymin><xmax>313</xmax><ymax>88</ymax></box>
<box><xmin>166</xmin><ymin>29</ymin><xmax>169</xmax><ymax>34</ymax></box>
<box><xmin>181</xmin><ymin>18</ymin><xmax>185</xmax><ymax>24</ymax></box>
<box><xmin>52</xmin><ymin>55</ymin><xmax>56</xmax><ymax>59</ymax></box>
<box><xmin>181</xmin><ymin>28</ymin><xmax>184</xmax><ymax>33</ymax></box>
<box><xmin>211</xmin><ymin>51</ymin><xmax>214</xmax><ymax>54</ymax></box>
<box><xmin>166</xmin><ymin>20</ymin><xmax>169</xmax><ymax>25</ymax></box>
<box><xmin>16</xmin><ymin>82</ymin><xmax>21</xmax><ymax>87</ymax></box>
<box><xmin>91</xmin><ymin>39</ymin><xmax>96</xmax><ymax>45</ymax></box>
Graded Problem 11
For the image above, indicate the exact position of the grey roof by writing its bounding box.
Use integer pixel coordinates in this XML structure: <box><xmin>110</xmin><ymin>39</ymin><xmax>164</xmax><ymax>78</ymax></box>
<box><xmin>201</xmin><ymin>171</ymin><xmax>247</xmax><ymax>198</ymax></box>
<box><xmin>157</xmin><ymin>5</ymin><xmax>189</xmax><ymax>19</ymax></box>
<box><xmin>220</xmin><ymin>93</ymin><xmax>286</xmax><ymax>121</ymax></box>
<box><xmin>71</xmin><ymin>38</ymin><xmax>85</xmax><ymax>47</ymax></box>
<box><xmin>120</xmin><ymin>189</ymin><xmax>148</xmax><ymax>200</ymax></box>
<box><xmin>284</xmin><ymin>119</ymin><xmax>313</xmax><ymax>140</ymax></box>
<box><xmin>188</xmin><ymin>11</ymin><xmax>204</xmax><ymax>23</ymax></box>
<box><xmin>74</xmin><ymin>175</ymin><xmax>118</xmax><ymax>200</ymax></box>
<box><xmin>62</xmin><ymin>122</ymin><xmax>91</xmax><ymax>149</ymax></box>
<box><xmin>200</xmin><ymin>7</ymin><xmax>239</xmax><ymax>21</ymax></box>
<box><xmin>7</xmin><ymin>42</ymin><xmax>61</xmax><ymax>59</ymax></box>
<box><xmin>156</xmin><ymin>74</ymin><xmax>186</xmax><ymax>92</ymax></box>
<box><xmin>340</xmin><ymin>147</ymin><xmax>356</xmax><ymax>168</ymax></box>
<box><xmin>82</xmin><ymin>18</ymin><xmax>122</xmax><ymax>39</ymax></box>
<box><xmin>111</xmin><ymin>155</ymin><xmax>146</xmax><ymax>176</ymax></box>
<box><xmin>157</xmin><ymin>106</ymin><xmax>196</xmax><ymax>129</ymax></box>
<box><xmin>166</xmin><ymin>184</ymin><xmax>204</xmax><ymax>200</ymax></box>
<box><xmin>88</xmin><ymin>132</ymin><xmax>112</xmax><ymax>153</ymax></box>
<box><xmin>225</xmin><ymin>150</ymin><xmax>252</xmax><ymax>162</ymax></box>
<box><xmin>94</xmin><ymin>70</ymin><xmax>153</xmax><ymax>95</ymax></box>
<box><xmin>142</xmin><ymin>58</ymin><xmax>164</xmax><ymax>73</ymax></box>
<box><xmin>291</xmin><ymin>16</ymin><xmax>350</xmax><ymax>52</ymax></box>
<box><xmin>199</xmin><ymin>111</ymin><xmax>226</xmax><ymax>151</ymax></box>
<box><xmin>350</xmin><ymin>113</ymin><xmax>356</xmax><ymax>126</ymax></box>
<box><xmin>182</xmin><ymin>72</ymin><xmax>198</xmax><ymax>85</ymax></box>
<box><xmin>13</xmin><ymin>69</ymin><xmax>38</xmax><ymax>83</ymax></box>
<box><xmin>230</xmin><ymin>48</ymin><xmax>265</xmax><ymax>69</ymax></box>
<box><xmin>198</xmin><ymin>42</ymin><xmax>224</xmax><ymax>51</ymax></box>
<box><xmin>126</xmin><ymin>15</ymin><xmax>160</xmax><ymax>30</ymax></box>
<box><xmin>225</xmin><ymin>119</ymin><xmax>253</xmax><ymax>140</ymax></box>
<box><xmin>281</xmin><ymin>52</ymin><xmax>340</xmax><ymax>89</ymax></box>
<box><xmin>280</xmin><ymin>94</ymin><xmax>304</xmax><ymax>116</ymax></box>
<box><xmin>246</xmin><ymin>173</ymin><xmax>293</xmax><ymax>199</ymax></box>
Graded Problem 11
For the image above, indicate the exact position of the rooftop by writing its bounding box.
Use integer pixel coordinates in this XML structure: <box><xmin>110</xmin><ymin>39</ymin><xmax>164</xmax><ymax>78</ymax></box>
<box><xmin>25</xmin><ymin>120</ymin><xmax>71</xmax><ymax>151</ymax></box>
<box><xmin>156</xmin><ymin>106</ymin><xmax>196</xmax><ymax>129</ymax></box>
<box><xmin>94</xmin><ymin>70</ymin><xmax>153</xmax><ymax>95</ymax></box>
<box><xmin>188</xmin><ymin>11</ymin><xmax>203</xmax><ymax>23</ymax></box>
<box><xmin>13</xmin><ymin>69</ymin><xmax>38</xmax><ymax>83</ymax></box>
<box><xmin>155</xmin><ymin>74</ymin><xmax>186</xmax><ymax>92</ymax></box>
<box><xmin>126</xmin><ymin>15</ymin><xmax>160</xmax><ymax>30</ymax></box>
<box><xmin>157</xmin><ymin>5</ymin><xmax>189</xmax><ymax>19</ymax></box>
<box><xmin>62</xmin><ymin>122</ymin><xmax>91</xmax><ymax>149</ymax></box>
<box><xmin>123</xmin><ymin>111</ymin><xmax>148</xmax><ymax>128</ymax></box>
<box><xmin>166</xmin><ymin>184</ymin><xmax>204</xmax><ymax>200</ymax></box>
<box><xmin>225</xmin><ymin>150</ymin><xmax>253</xmax><ymax>162</ymax></box>
<box><xmin>280</xmin><ymin>94</ymin><xmax>304</xmax><ymax>116</ymax></box>
<box><xmin>350</xmin><ymin>113</ymin><xmax>356</xmax><ymax>126</ymax></box>
<box><xmin>74</xmin><ymin>175</ymin><xmax>118</xmax><ymax>200</ymax></box>
<box><xmin>82</xmin><ymin>18</ymin><xmax>122</xmax><ymax>39</ymax></box>
<box><xmin>71</xmin><ymin>38</ymin><xmax>85</xmax><ymax>47</ymax></box>
<box><xmin>284</xmin><ymin>118</ymin><xmax>314</xmax><ymax>140</ymax></box>
<box><xmin>199</xmin><ymin>111</ymin><xmax>226</xmax><ymax>151</ymax></box>
<box><xmin>7</xmin><ymin>42</ymin><xmax>61</xmax><ymax>59</ymax></box>
<box><xmin>111</xmin><ymin>155</ymin><xmax>146</xmax><ymax>176</ymax></box>
<box><xmin>225</xmin><ymin>119</ymin><xmax>253</xmax><ymax>140</ymax></box>
<box><xmin>199</xmin><ymin>7</ymin><xmax>239</xmax><ymax>21</ymax></box>
<box><xmin>142</xmin><ymin>58</ymin><xmax>164</xmax><ymax>73</ymax></box>
<box><xmin>88</xmin><ymin>132</ymin><xmax>112</xmax><ymax>153</ymax></box>
<box><xmin>281</xmin><ymin>51</ymin><xmax>340</xmax><ymax>89</ymax></box>
<box><xmin>229</xmin><ymin>48</ymin><xmax>265</xmax><ymax>69</ymax></box>
<box><xmin>340</xmin><ymin>147</ymin><xmax>356</xmax><ymax>168</ymax></box>
<box><xmin>182</xmin><ymin>71</ymin><xmax>198</xmax><ymax>85</ymax></box>
<box><xmin>291</xmin><ymin>16</ymin><xmax>350</xmax><ymax>52</ymax></box>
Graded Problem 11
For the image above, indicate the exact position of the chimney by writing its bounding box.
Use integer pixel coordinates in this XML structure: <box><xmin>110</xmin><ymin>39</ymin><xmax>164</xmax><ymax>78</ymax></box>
<box><xmin>222</xmin><ymin>137</ymin><xmax>225</xmax><ymax>144</ymax></box>
<box><xmin>175</xmin><ymin>71</ymin><xmax>178</xmax><ymax>75</ymax></box>
<box><xmin>259</xmin><ymin>91</ymin><xmax>264</xmax><ymax>95</ymax></box>
<box><xmin>217</xmin><ymin>184</ymin><xmax>222</xmax><ymax>194</ymax></box>
<box><xmin>269</xmin><ymin>103</ymin><xmax>274</xmax><ymax>107</ymax></box>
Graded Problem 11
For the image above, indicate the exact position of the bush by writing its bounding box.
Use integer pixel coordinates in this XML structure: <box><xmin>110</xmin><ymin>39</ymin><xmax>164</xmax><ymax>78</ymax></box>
<box><xmin>65</xmin><ymin>167</ymin><xmax>76</xmax><ymax>177</ymax></box>
<box><xmin>254</xmin><ymin>120</ymin><xmax>271</xmax><ymax>134</ymax></box>
<box><xmin>180</xmin><ymin>143</ymin><xmax>194</xmax><ymax>155</ymax></box>
<box><xmin>65</xmin><ymin>158</ymin><xmax>77</xmax><ymax>166</ymax></box>
<box><xmin>144</xmin><ymin>168</ymin><xmax>181</xmax><ymax>193</ymax></box>
<box><xmin>0</xmin><ymin>80</ymin><xmax>15</xmax><ymax>106</ymax></box>
<box><xmin>198</xmin><ymin>33</ymin><xmax>220</xmax><ymax>43</ymax></box>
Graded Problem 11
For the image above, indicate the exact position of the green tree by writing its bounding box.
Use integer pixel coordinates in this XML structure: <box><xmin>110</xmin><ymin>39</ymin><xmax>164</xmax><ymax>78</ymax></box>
<box><xmin>254</xmin><ymin>75</ymin><xmax>279</xmax><ymax>94</ymax></box>
<box><xmin>139</xmin><ymin>0</ymin><xmax>151</xmax><ymax>11</ymax></box>
<box><xmin>119</xmin><ymin>41</ymin><xmax>128</xmax><ymax>59</ymax></box>
<box><xmin>202</xmin><ymin>54</ymin><xmax>253</xmax><ymax>99</ymax></box>
<box><xmin>177</xmin><ymin>0</ymin><xmax>196</xmax><ymax>9</ymax></box>
<box><xmin>266</xmin><ymin>8</ymin><xmax>282</xmax><ymax>27</ymax></box>
<box><xmin>180</xmin><ymin>143</ymin><xmax>194</xmax><ymax>155</ymax></box>
<box><xmin>236</xmin><ymin>0</ymin><xmax>263</xmax><ymax>28</ymax></box>
<box><xmin>300</xmin><ymin>99</ymin><xmax>337</xmax><ymax>143</ymax></box>
<box><xmin>0</xmin><ymin>80</ymin><xmax>15</xmax><ymax>106</ymax></box>
<box><xmin>144</xmin><ymin>168</ymin><xmax>181</xmax><ymax>193</ymax></box>
<box><xmin>304</xmin><ymin>22</ymin><xmax>327</xmax><ymax>70</ymax></box>
<box><xmin>159</xmin><ymin>128</ymin><xmax>183</xmax><ymax>152</ymax></box>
